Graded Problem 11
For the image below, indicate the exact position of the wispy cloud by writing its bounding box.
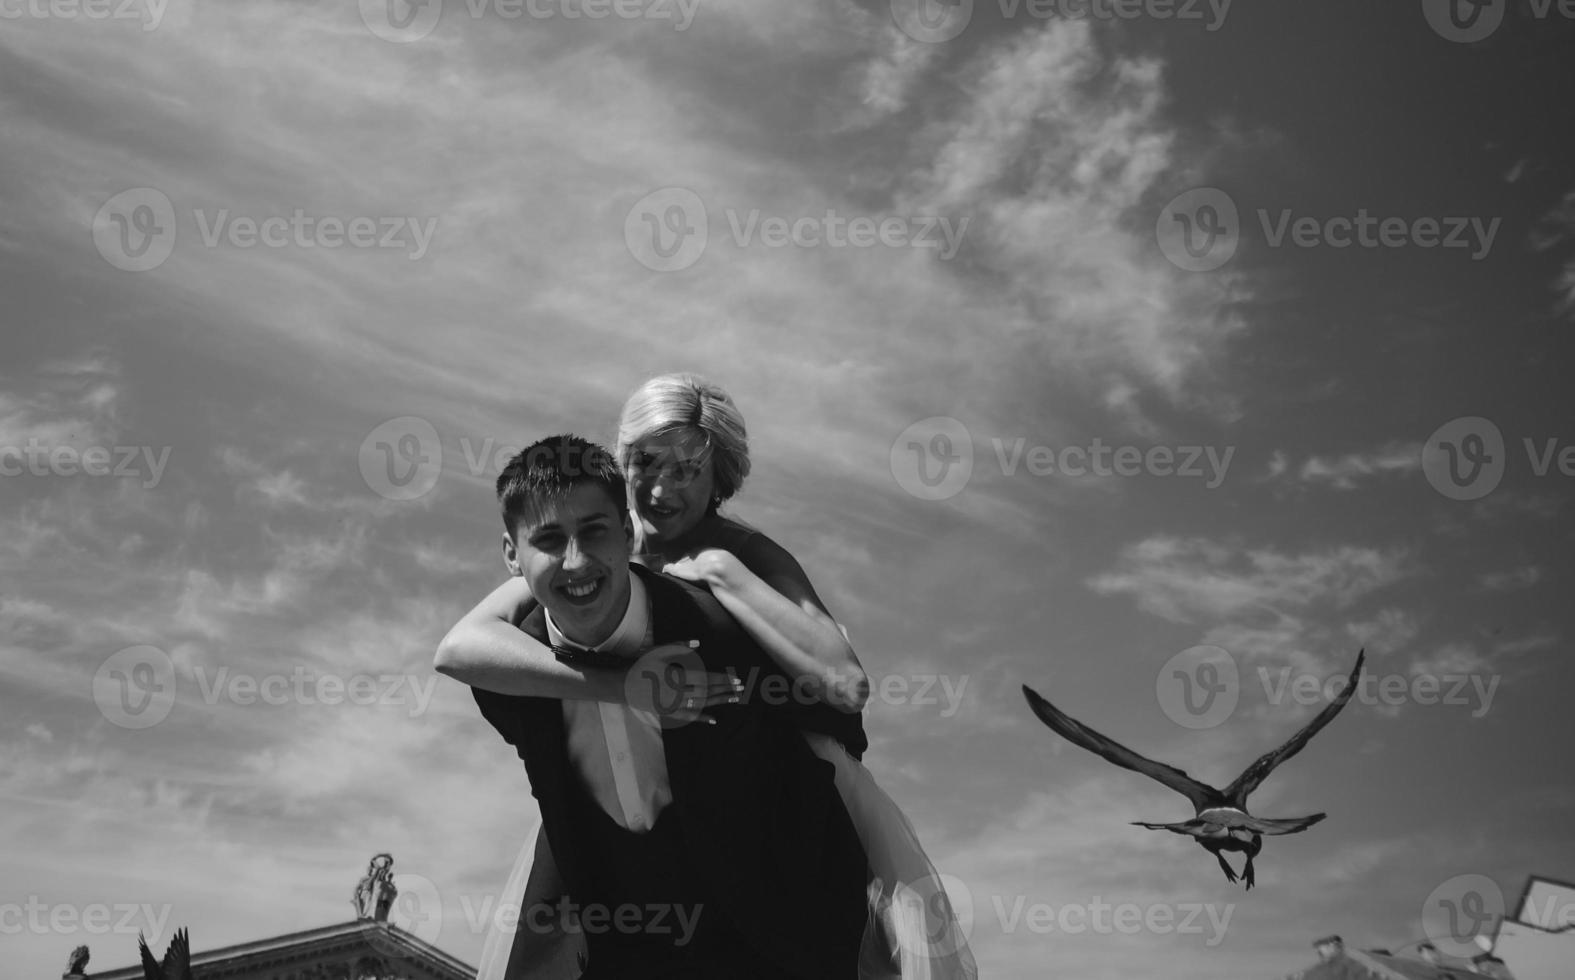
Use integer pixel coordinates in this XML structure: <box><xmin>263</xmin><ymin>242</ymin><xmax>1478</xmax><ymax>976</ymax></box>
<box><xmin>1087</xmin><ymin>537</ymin><xmax>1410</xmax><ymax>624</ymax></box>
<box><xmin>1265</xmin><ymin>443</ymin><xmax>1421</xmax><ymax>490</ymax></box>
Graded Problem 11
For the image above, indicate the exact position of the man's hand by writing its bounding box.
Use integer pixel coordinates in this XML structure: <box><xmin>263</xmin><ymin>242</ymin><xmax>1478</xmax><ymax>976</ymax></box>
<box><xmin>623</xmin><ymin>639</ymin><xmax>745</xmax><ymax>727</ymax></box>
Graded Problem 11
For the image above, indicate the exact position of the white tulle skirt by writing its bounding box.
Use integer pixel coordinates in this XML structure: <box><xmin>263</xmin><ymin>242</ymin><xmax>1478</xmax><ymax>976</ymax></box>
<box><xmin>475</xmin><ymin>733</ymin><xmax>978</xmax><ymax>980</ymax></box>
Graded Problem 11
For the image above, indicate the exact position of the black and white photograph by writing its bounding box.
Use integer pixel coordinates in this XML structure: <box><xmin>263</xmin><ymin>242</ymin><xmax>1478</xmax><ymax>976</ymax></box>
<box><xmin>3</xmin><ymin>1</ymin><xmax>1573</xmax><ymax>978</ymax></box>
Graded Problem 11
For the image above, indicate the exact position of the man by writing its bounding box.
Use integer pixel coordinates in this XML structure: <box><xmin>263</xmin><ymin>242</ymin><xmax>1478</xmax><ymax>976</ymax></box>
<box><xmin>450</xmin><ymin>434</ymin><xmax>867</xmax><ymax>979</ymax></box>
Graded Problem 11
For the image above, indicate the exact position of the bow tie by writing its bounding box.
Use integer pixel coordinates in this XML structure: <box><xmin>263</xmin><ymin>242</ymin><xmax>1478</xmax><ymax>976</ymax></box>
<box><xmin>552</xmin><ymin>644</ymin><xmax>630</xmax><ymax>671</ymax></box>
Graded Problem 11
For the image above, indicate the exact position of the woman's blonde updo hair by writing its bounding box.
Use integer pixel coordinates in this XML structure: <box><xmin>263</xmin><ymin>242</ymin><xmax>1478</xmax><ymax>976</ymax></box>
<box><xmin>616</xmin><ymin>373</ymin><xmax>751</xmax><ymax>509</ymax></box>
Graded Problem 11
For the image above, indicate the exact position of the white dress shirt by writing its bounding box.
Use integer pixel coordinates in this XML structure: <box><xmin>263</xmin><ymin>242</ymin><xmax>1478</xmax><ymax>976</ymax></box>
<box><xmin>545</xmin><ymin>574</ymin><xmax>672</xmax><ymax>833</ymax></box>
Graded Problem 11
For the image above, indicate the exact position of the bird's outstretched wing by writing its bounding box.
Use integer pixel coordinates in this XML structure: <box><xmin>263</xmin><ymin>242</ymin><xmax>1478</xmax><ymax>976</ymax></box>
<box><xmin>163</xmin><ymin>928</ymin><xmax>191</xmax><ymax>980</ymax></box>
<box><xmin>1023</xmin><ymin>685</ymin><xmax>1220</xmax><ymax>811</ymax></box>
<box><xmin>138</xmin><ymin>933</ymin><xmax>162</xmax><ymax>980</ymax></box>
<box><xmin>1223</xmin><ymin>649</ymin><xmax>1365</xmax><ymax>806</ymax></box>
<box><xmin>1131</xmin><ymin>820</ymin><xmax>1207</xmax><ymax>836</ymax></box>
<box><xmin>137</xmin><ymin>928</ymin><xmax>190</xmax><ymax>980</ymax></box>
<box><xmin>1233</xmin><ymin>813</ymin><xmax>1326</xmax><ymax>835</ymax></box>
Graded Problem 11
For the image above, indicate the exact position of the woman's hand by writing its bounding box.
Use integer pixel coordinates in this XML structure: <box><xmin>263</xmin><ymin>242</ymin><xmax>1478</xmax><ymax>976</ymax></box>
<box><xmin>661</xmin><ymin>549</ymin><xmax>744</xmax><ymax>590</ymax></box>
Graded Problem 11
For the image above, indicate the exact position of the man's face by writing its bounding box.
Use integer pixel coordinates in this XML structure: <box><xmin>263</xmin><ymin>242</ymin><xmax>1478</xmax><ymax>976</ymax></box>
<box><xmin>504</xmin><ymin>481</ymin><xmax>633</xmax><ymax>647</ymax></box>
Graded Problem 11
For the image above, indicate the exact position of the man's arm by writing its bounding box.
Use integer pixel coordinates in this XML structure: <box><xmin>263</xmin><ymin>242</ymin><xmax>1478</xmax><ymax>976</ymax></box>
<box><xmin>435</xmin><ymin>576</ymin><xmax>742</xmax><ymax>718</ymax></box>
<box><xmin>433</xmin><ymin>577</ymin><xmax>627</xmax><ymax>700</ymax></box>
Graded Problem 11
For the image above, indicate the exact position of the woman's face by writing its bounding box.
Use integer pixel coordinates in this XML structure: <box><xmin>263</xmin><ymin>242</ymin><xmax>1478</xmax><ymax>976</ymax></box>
<box><xmin>625</xmin><ymin>428</ymin><xmax>717</xmax><ymax>546</ymax></box>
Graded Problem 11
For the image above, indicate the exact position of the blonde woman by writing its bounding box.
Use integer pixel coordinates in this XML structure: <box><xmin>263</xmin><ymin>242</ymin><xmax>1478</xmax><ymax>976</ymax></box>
<box><xmin>438</xmin><ymin>374</ymin><xmax>975</xmax><ymax>980</ymax></box>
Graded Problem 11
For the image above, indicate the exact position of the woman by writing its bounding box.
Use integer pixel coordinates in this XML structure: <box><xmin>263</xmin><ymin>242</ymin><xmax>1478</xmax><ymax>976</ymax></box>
<box><xmin>441</xmin><ymin>374</ymin><xmax>976</xmax><ymax>980</ymax></box>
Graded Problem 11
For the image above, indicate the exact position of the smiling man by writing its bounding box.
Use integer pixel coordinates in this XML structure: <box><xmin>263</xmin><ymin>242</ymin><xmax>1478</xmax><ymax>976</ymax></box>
<box><xmin>458</xmin><ymin>434</ymin><xmax>868</xmax><ymax>980</ymax></box>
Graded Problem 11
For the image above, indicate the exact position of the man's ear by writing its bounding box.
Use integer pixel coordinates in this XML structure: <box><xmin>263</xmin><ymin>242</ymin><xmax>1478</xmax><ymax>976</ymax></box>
<box><xmin>502</xmin><ymin>531</ymin><xmax>522</xmax><ymax>576</ymax></box>
<box><xmin>622</xmin><ymin>511</ymin><xmax>635</xmax><ymax>548</ymax></box>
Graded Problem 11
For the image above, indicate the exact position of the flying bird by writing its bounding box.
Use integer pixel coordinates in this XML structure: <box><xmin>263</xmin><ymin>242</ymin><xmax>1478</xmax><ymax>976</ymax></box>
<box><xmin>139</xmin><ymin>927</ymin><xmax>190</xmax><ymax>980</ymax></box>
<box><xmin>1022</xmin><ymin>649</ymin><xmax>1365</xmax><ymax>889</ymax></box>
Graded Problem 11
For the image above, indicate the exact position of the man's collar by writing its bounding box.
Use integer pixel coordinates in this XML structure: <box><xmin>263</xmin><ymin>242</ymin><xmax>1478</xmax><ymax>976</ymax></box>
<box><xmin>545</xmin><ymin>572</ymin><xmax>648</xmax><ymax>656</ymax></box>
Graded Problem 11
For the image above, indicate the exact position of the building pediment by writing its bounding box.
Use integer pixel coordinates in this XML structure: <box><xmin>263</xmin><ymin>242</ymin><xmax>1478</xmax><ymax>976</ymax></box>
<box><xmin>81</xmin><ymin>920</ymin><xmax>473</xmax><ymax>980</ymax></box>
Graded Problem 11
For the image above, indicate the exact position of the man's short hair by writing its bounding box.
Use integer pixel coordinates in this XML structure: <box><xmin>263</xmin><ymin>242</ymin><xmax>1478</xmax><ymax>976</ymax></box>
<box><xmin>496</xmin><ymin>434</ymin><xmax>627</xmax><ymax>537</ymax></box>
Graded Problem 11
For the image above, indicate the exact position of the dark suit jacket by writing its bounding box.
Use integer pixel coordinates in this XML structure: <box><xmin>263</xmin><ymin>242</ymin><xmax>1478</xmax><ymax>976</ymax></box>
<box><xmin>472</xmin><ymin>564</ymin><xmax>868</xmax><ymax>980</ymax></box>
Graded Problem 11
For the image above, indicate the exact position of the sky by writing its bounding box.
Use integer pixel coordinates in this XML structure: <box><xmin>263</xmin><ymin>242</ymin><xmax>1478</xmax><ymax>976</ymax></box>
<box><xmin>2</xmin><ymin>1</ymin><xmax>1574</xmax><ymax>978</ymax></box>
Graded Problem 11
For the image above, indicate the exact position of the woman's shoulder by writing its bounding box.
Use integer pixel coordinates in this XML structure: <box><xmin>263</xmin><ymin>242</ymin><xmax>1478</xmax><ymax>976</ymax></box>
<box><xmin>713</xmin><ymin>517</ymin><xmax>800</xmax><ymax>574</ymax></box>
